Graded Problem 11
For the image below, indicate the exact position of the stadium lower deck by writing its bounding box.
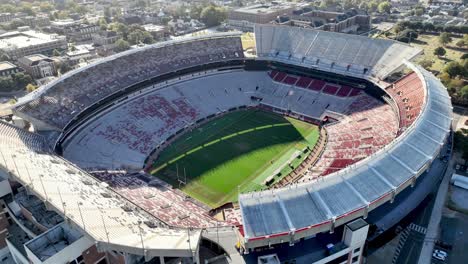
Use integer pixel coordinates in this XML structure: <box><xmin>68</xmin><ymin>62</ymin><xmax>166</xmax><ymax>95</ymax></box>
<box><xmin>58</xmin><ymin>68</ymin><xmax>401</xmax><ymax>229</ymax></box>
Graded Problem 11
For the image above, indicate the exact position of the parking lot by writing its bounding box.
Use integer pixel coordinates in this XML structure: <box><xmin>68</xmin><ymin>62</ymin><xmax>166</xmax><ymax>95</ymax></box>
<box><xmin>432</xmin><ymin>210</ymin><xmax>468</xmax><ymax>264</ymax></box>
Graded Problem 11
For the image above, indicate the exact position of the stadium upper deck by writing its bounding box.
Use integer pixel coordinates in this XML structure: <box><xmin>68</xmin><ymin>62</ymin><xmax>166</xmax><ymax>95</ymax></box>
<box><xmin>254</xmin><ymin>24</ymin><xmax>422</xmax><ymax>80</ymax></box>
<box><xmin>13</xmin><ymin>33</ymin><xmax>244</xmax><ymax>130</ymax></box>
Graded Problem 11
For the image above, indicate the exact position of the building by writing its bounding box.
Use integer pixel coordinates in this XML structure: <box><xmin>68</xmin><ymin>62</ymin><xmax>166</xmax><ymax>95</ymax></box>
<box><xmin>92</xmin><ymin>31</ymin><xmax>119</xmax><ymax>55</ymax></box>
<box><xmin>228</xmin><ymin>3</ymin><xmax>304</xmax><ymax>31</ymax></box>
<box><xmin>65</xmin><ymin>44</ymin><xmax>96</xmax><ymax>64</ymax></box>
<box><xmin>22</xmin><ymin>15</ymin><xmax>51</xmax><ymax>28</ymax></box>
<box><xmin>0</xmin><ymin>13</ymin><xmax>13</xmax><ymax>24</ymax></box>
<box><xmin>17</xmin><ymin>54</ymin><xmax>57</xmax><ymax>79</ymax></box>
<box><xmin>51</xmin><ymin>20</ymin><xmax>100</xmax><ymax>42</ymax></box>
<box><xmin>0</xmin><ymin>29</ymin><xmax>67</xmax><ymax>60</ymax></box>
<box><xmin>278</xmin><ymin>9</ymin><xmax>371</xmax><ymax>33</ymax></box>
<box><xmin>142</xmin><ymin>24</ymin><xmax>167</xmax><ymax>40</ymax></box>
<box><xmin>0</xmin><ymin>61</ymin><xmax>20</xmax><ymax>76</ymax></box>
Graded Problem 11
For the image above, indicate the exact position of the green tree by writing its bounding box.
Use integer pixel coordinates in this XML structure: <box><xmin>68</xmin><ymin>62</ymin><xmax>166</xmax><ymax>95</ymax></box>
<box><xmin>461</xmin><ymin>85</ymin><xmax>468</xmax><ymax>99</ymax></box>
<box><xmin>415</xmin><ymin>8</ymin><xmax>424</xmax><ymax>16</ymax></box>
<box><xmin>115</xmin><ymin>39</ymin><xmax>130</xmax><ymax>52</ymax></box>
<box><xmin>109</xmin><ymin>23</ymin><xmax>129</xmax><ymax>38</ymax></box>
<box><xmin>439</xmin><ymin>32</ymin><xmax>452</xmax><ymax>46</ymax></box>
<box><xmin>419</xmin><ymin>59</ymin><xmax>433</xmax><ymax>70</ymax></box>
<box><xmin>0</xmin><ymin>77</ymin><xmax>14</xmax><ymax>92</ymax></box>
<box><xmin>200</xmin><ymin>6</ymin><xmax>227</xmax><ymax>27</ymax></box>
<box><xmin>98</xmin><ymin>17</ymin><xmax>108</xmax><ymax>30</ymax></box>
<box><xmin>12</xmin><ymin>72</ymin><xmax>33</xmax><ymax>89</ymax></box>
<box><xmin>434</xmin><ymin>46</ymin><xmax>446</xmax><ymax>57</ymax></box>
<box><xmin>0</xmin><ymin>4</ymin><xmax>18</xmax><ymax>13</ymax></box>
<box><xmin>8</xmin><ymin>19</ymin><xmax>26</xmax><ymax>30</ymax></box>
<box><xmin>455</xmin><ymin>39</ymin><xmax>465</xmax><ymax>48</ymax></box>
<box><xmin>40</xmin><ymin>2</ymin><xmax>54</xmax><ymax>12</ymax></box>
<box><xmin>378</xmin><ymin>1</ymin><xmax>391</xmax><ymax>13</ymax></box>
<box><xmin>128</xmin><ymin>30</ymin><xmax>154</xmax><ymax>45</ymax></box>
<box><xmin>367</xmin><ymin>0</ymin><xmax>379</xmax><ymax>12</ymax></box>
<box><xmin>52</xmin><ymin>49</ymin><xmax>61</xmax><ymax>57</ymax></box>
<box><xmin>19</xmin><ymin>3</ymin><xmax>35</xmax><ymax>16</ymax></box>
<box><xmin>444</xmin><ymin>61</ymin><xmax>464</xmax><ymax>78</ymax></box>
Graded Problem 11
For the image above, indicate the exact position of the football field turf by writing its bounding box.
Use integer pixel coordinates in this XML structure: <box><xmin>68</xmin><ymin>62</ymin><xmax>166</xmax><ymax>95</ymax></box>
<box><xmin>149</xmin><ymin>109</ymin><xmax>319</xmax><ymax>208</ymax></box>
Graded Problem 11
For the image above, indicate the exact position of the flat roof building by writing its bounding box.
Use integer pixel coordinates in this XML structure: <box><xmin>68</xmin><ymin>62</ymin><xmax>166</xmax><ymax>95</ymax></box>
<box><xmin>0</xmin><ymin>29</ymin><xmax>67</xmax><ymax>60</ymax></box>
<box><xmin>0</xmin><ymin>61</ymin><xmax>20</xmax><ymax>77</ymax></box>
<box><xmin>228</xmin><ymin>3</ymin><xmax>307</xmax><ymax>31</ymax></box>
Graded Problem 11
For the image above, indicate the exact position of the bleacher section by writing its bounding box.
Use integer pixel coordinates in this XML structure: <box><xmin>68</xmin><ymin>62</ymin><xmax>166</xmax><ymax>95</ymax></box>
<box><xmin>239</xmin><ymin>65</ymin><xmax>452</xmax><ymax>248</ymax></box>
<box><xmin>302</xmin><ymin>95</ymin><xmax>398</xmax><ymax>180</ymax></box>
<box><xmin>63</xmin><ymin>70</ymin><xmax>387</xmax><ymax>171</ymax></box>
<box><xmin>255</xmin><ymin>24</ymin><xmax>421</xmax><ymax>80</ymax></box>
<box><xmin>14</xmin><ymin>34</ymin><xmax>244</xmax><ymax>130</ymax></box>
<box><xmin>260</xmin><ymin>71</ymin><xmax>363</xmax><ymax>119</ymax></box>
<box><xmin>92</xmin><ymin>171</ymin><xmax>240</xmax><ymax>228</ymax></box>
<box><xmin>62</xmin><ymin>71</ymin><xmax>264</xmax><ymax>170</ymax></box>
<box><xmin>385</xmin><ymin>72</ymin><xmax>425</xmax><ymax>134</ymax></box>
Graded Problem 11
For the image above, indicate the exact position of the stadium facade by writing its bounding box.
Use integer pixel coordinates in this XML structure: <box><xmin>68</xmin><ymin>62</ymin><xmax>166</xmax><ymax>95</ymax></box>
<box><xmin>0</xmin><ymin>25</ymin><xmax>452</xmax><ymax>264</ymax></box>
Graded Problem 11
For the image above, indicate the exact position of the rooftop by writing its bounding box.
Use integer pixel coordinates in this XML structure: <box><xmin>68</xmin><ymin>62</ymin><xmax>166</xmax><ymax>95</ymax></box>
<box><xmin>346</xmin><ymin>218</ymin><xmax>368</xmax><ymax>231</ymax></box>
<box><xmin>25</xmin><ymin>224</ymin><xmax>82</xmax><ymax>262</ymax></box>
<box><xmin>0</xmin><ymin>61</ymin><xmax>17</xmax><ymax>71</ymax></box>
<box><xmin>15</xmin><ymin>188</ymin><xmax>64</xmax><ymax>229</ymax></box>
<box><xmin>0</xmin><ymin>30</ymin><xmax>65</xmax><ymax>51</ymax></box>
<box><xmin>233</xmin><ymin>3</ymin><xmax>296</xmax><ymax>14</ymax></box>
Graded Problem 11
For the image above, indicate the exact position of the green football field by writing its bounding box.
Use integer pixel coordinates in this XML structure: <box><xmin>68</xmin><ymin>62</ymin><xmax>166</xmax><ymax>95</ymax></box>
<box><xmin>149</xmin><ymin>109</ymin><xmax>319</xmax><ymax>208</ymax></box>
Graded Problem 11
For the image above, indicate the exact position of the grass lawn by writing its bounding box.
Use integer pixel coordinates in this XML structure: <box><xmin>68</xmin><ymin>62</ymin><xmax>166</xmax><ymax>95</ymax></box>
<box><xmin>411</xmin><ymin>34</ymin><xmax>466</xmax><ymax>73</ymax></box>
<box><xmin>150</xmin><ymin>109</ymin><xmax>319</xmax><ymax>208</ymax></box>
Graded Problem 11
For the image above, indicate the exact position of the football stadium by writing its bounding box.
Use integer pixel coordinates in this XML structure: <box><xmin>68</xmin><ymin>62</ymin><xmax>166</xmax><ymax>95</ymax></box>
<box><xmin>0</xmin><ymin>24</ymin><xmax>453</xmax><ymax>264</ymax></box>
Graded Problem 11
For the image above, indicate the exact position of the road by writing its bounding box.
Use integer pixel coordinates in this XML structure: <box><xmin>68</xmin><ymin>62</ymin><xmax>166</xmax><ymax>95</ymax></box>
<box><xmin>417</xmin><ymin>107</ymin><xmax>465</xmax><ymax>264</ymax></box>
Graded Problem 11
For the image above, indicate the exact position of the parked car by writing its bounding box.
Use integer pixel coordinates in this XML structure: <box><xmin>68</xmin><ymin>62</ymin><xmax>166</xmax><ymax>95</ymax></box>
<box><xmin>432</xmin><ymin>249</ymin><xmax>447</xmax><ymax>261</ymax></box>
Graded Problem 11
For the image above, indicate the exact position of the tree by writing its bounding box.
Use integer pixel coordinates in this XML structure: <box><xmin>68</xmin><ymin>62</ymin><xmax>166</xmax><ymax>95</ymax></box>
<box><xmin>461</xmin><ymin>53</ymin><xmax>468</xmax><ymax>60</ymax></box>
<box><xmin>423</xmin><ymin>22</ymin><xmax>435</xmax><ymax>32</ymax></box>
<box><xmin>57</xmin><ymin>61</ymin><xmax>73</xmax><ymax>75</ymax></box>
<box><xmin>40</xmin><ymin>2</ymin><xmax>54</xmax><ymax>13</ymax></box>
<box><xmin>98</xmin><ymin>17</ymin><xmax>108</xmax><ymax>31</ymax></box>
<box><xmin>455</xmin><ymin>39</ymin><xmax>466</xmax><ymax>48</ymax></box>
<box><xmin>367</xmin><ymin>0</ymin><xmax>379</xmax><ymax>12</ymax></box>
<box><xmin>52</xmin><ymin>49</ymin><xmax>61</xmax><ymax>57</ymax></box>
<box><xmin>115</xmin><ymin>39</ymin><xmax>130</xmax><ymax>52</ymax></box>
<box><xmin>439</xmin><ymin>32</ymin><xmax>452</xmax><ymax>46</ymax></box>
<box><xmin>415</xmin><ymin>8</ymin><xmax>424</xmax><ymax>16</ymax></box>
<box><xmin>378</xmin><ymin>1</ymin><xmax>391</xmax><ymax>14</ymax></box>
<box><xmin>8</xmin><ymin>19</ymin><xmax>26</xmax><ymax>30</ymax></box>
<box><xmin>26</xmin><ymin>83</ymin><xmax>37</xmax><ymax>93</ymax></box>
<box><xmin>0</xmin><ymin>77</ymin><xmax>14</xmax><ymax>92</ymax></box>
<box><xmin>419</xmin><ymin>59</ymin><xmax>433</xmax><ymax>70</ymax></box>
<box><xmin>434</xmin><ymin>46</ymin><xmax>446</xmax><ymax>57</ymax></box>
<box><xmin>128</xmin><ymin>30</ymin><xmax>154</xmax><ymax>45</ymax></box>
<box><xmin>394</xmin><ymin>22</ymin><xmax>405</xmax><ymax>33</ymax></box>
<box><xmin>396</xmin><ymin>29</ymin><xmax>418</xmax><ymax>43</ymax></box>
<box><xmin>444</xmin><ymin>61</ymin><xmax>464</xmax><ymax>78</ymax></box>
<box><xmin>12</xmin><ymin>72</ymin><xmax>33</xmax><ymax>89</ymax></box>
<box><xmin>200</xmin><ymin>6</ymin><xmax>227</xmax><ymax>27</ymax></box>
<box><xmin>461</xmin><ymin>85</ymin><xmax>468</xmax><ymax>99</ymax></box>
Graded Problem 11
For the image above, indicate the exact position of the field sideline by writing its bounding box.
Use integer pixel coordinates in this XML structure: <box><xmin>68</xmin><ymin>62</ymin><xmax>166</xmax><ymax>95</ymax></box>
<box><xmin>149</xmin><ymin>109</ymin><xmax>319</xmax><ymax>208</ymax></box>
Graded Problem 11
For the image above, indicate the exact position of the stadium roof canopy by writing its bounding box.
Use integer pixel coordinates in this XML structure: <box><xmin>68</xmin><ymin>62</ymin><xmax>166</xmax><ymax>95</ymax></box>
<box><xmin>239</xmin><ymin>63</ymin><xmax>452</xmax><ymax>243</ymax></box>
<box><xmin>0</xmin><ymin>122</ymin><xmax>200</xmax><ymax>259</ymax></box>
